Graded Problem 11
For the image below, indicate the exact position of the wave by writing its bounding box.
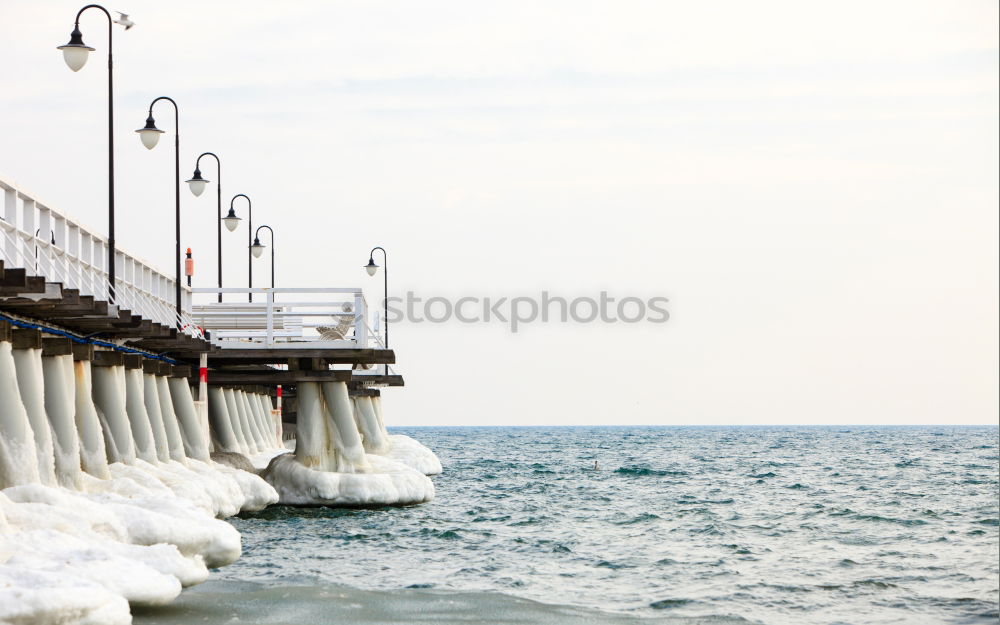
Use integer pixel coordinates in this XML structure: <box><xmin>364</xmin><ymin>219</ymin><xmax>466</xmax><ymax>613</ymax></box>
<box><xmin>852</xmin><ymin>514</ymin><xmax>928</xmax><ymax>526</ymax></box>
<box><xmin>612</xmin><ymin>512</ymin><xmax>662</xmax><ymax>525</ymax></box>
<box><xmin>649</xmin><ymin>598</ymin><xmax>694</xmax><ymax>609</ymax></box>
<box><xmin>133</xmin><ymin>580</ymin><xmax>747</xmax><ymax>624</ymax></box>
<box><xmin>614</xmin><ymin>466</ymin><xmax>688</xmax><ymax>477</ymax></box>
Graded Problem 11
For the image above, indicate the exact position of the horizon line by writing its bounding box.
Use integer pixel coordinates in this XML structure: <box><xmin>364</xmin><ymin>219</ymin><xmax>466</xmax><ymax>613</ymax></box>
<box><xmin>386</xmin><ymin>423</ymin><xmax>1000</xmax><ymax>428</ymax></box>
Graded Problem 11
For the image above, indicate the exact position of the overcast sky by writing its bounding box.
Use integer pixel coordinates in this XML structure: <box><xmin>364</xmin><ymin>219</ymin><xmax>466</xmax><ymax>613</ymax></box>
<box><xmin>1</xmin><ymin>1</ymin><xmax>997</xmax><ymax>425</ymax></box>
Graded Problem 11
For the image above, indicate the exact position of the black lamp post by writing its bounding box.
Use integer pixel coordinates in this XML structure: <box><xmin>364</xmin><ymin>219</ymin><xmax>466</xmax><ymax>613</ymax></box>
<box><xmin>135</xmin><ymin>96</ymin><xmax>182</xmax><ymax>325</ymax></box>
<box><xmin>57</xmin><ymin>4</ymin><xmax>131</xmax><ymax>304</ymax></box>
<box><xmin>250</xmin><ymin>225</ymin><xmax>275</xmax><ymax>288</ymax></box>
<box><xmin>364</xmin><ymin>246</ymin><xmax>388</xmax><ymax>348</ymax></box>
<box><xmin>186</xmin><ymin>152</ymin><xmax>222</xmax><ymax>302</ymax></box>
<box><xmin>223</xmin><ymin>194</ymin><xmax>253</xmax><ymax>302</ymax></box>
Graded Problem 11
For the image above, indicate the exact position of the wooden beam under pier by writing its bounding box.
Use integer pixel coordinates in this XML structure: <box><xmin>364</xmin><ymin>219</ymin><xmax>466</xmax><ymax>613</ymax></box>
<box><xmin>202</xmin><ymin>348</ymin><xmax>395</xmax><ymax>366</ymax></box>
<box><xmin>72</xmin><ymin>343</ymin><xmax>94</xmax><ymax>361</ymax></box>
<box><xmin>41</xmin><ymin>337</ymin><xmax>73</xmax><ymax>356</ymax></box>
<box><xmin>11</xmin><ymin>328</ymin><xmax>42</xmax><ymax>349</ymax></box>
<box><xmin>92</xmin><ymin>350</ymin><xmax>124</xmax><ymax>367</ymax></box>
<box><xmin>195</xmin><ymin>369</ymin><xmax>353</xmax><ymax>385</ymax></box>
<box><xmin>349</xmin><ymin>374</ymin><xmax>405</xmax><ymax>387</ymax></box>
<box><xmin>348</xmin><ymin>388</ymin><xmax>382</xmax><ymax>397</ymax></box>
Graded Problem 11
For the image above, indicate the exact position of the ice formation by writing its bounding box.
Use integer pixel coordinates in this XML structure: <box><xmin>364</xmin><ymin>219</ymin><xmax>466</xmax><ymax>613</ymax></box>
<box><xmin>0</xmin><ymin>341</ymin><xmax>278</xmax><ymax>624</ymax></box>
<box><xmin>348</xmin><ymin>394</ymin><xmax>443</xmax><ymax>475</ymax></box>
<box><xmin>0</xmin><ymin>326</ymin><xmax>443</xmax><ymax>622</ymax></box>
<box><xmin>261</xmin><ymin>382</ymin><xmax>435</xmax><ymax>506</ymax></box>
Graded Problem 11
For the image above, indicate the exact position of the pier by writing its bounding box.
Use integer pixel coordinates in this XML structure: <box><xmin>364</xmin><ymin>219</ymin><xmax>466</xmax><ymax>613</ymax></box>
<box><xmin>0</xmin><ymin>172</ymin><xmax>434</xmax><ymax>478</ymax></box>
<box><xmin>0</xmin><ymin>172</ymin><xmax>440</xmax><ymax>620</ymax></box>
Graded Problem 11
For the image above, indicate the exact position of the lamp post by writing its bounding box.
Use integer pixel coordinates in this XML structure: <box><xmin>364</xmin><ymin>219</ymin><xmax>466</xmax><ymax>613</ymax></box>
<box><xmin>135</xmin><ymin>96</ymin><xmax>182</xmax><ymax>325</ymax></box>
<box><xmin>250</xmin><ymin>225</ymin><xmax>275</xmax><ymax>289</ymax></box>
<box><xmin>363</xmin><ymin>246</ymin><xmax>388</xmax><ymax>348</ymax></box>
<box><xmin>186</xmin><ymin>152</ymin><xmax>222</xmax><ymax>302</ymax></box>
<box><xmin>57</xmin><ymin>4</ymin><xmax>131</xmax><ymax>303</ymax></box>
<box><xmin>223</xmin><ymin>194</ymin><xmax>253</xmax><ymax>302</ymax></box>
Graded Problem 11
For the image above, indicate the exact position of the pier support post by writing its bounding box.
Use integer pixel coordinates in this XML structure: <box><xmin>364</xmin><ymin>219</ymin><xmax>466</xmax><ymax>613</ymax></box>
<box><xmin>72</xmin><ymin>348</ymin><xmax>111</xmax><ymax>478</ymax></box>
<box><xmin>155</xmin><ymin>372</ymin><xmax>187</xmax><ymax>463</ymax></box>
<box><xmin>91</xmin><ymin>354</ymin><xmax>136</xmax><ymax>464</ymax></box>
<box><xmin>222</xmin><ymin>388</ymin><xmax>251</xmax><ymax>455</ymax></box>
<box><xmin>207</xmin><ymin>386</ymin><xmax>240</xmax><ymax>453</ymax></box>
<box><xmin>142</xmin><ymin>363</ymin><xmax>171</xmax><ymax>463</ymax></box>
<box><xmin>41</xmin><ymin>350</ymin><xmax>83</xmax><ymax>489</ymax></box>
<box><xmin>321</xmin><ymin>381</ymin><xmax>369</xmax><ymax>470</ymax></box>
<box><xmin>168</xmin><ymin>374</ymin><xmax>210</xmax><ymax>462</ymax></box>
<box><xmin>354</xmin><ymin>394</ymin><xmax>390</xmax><ymax>455</ymax></box>
<box><xmin>293</xmin><ymin>382</ymin><xmax>327</xmax><ymax>469</ymax></box>
<box><xmin>12</xmin><ymin>337</ymin><xmax>58</xmax><ymax>485</ymax></box>
<box><xmin>123</xmin><ymin>358</ymin><xmax>157</xmax><ymax>463</ymax></box>
<box><xmin>0</xmin><ymin>331</ymin><xmax>42</xmax><ymax>488</ymax></box>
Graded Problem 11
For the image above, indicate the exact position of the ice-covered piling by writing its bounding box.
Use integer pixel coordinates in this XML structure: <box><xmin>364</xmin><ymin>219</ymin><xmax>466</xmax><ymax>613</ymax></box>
<box><xmin>73</xmin><ymin>360</ymin><xmax>111</xmax><ymax>478</ymax></box>
<box><xmin>42</xmin><ymin>353</ymin><xmax>83</xmax><ymax>489</ymax></box>
<box><xmin>0</xmin><ymin>342</ymin><xmax>42</xmax><ymax>488</ymax></box>
<box><xmin>156</xmin><ymin>375</ymin><xmax>187</xmax><ymax>463</ymax></box>
<box><xmin>362</xmin><ymin>393</ymin><xmax>443</xmax><ymax>476</ymax></box>
<box><xmin>12</xmin><ymin>346</ymin><xmax>58</xmax><ymax>485</ymax></box>
<box><xmin>91</xmin><ymin>364</ymin><xmax>137</xmax><ymax>464</ymax></box>
<box><xmin>208</xmin><ymin>386</ymin><xmax>241</xmax><ymax>453</ymax></box>
<box><xmin>1</xmin><ymin>324</ymin><xmax>281</xmax><ymax>623</ymax></box>
<box><xmin>124</xmin><ymin>366</ymin><xmax>158</xmax><ymax>463</ymax></box>
<box><xmin>169</xmin><ymin>376</ymin><xmax>211</xmax><ymax>462</ymax></box>
<box><xmin>207</xmin><ymin>386</ymin><xmax>285</xmax><ymax>465</ymax></box>
<box><xmin>354</xmin><ymin>395</ymin><xmax>391</xmax><ymax>455</ymax></box>
<box><xmin>143</xmin><ymin>371</ymin><xmax>172</xmax><ymax>463</ymax></box>
<box><xmin>262</xmin><ymin>380</ymin><xmax>434</xmax><ymax>506</ymax></box>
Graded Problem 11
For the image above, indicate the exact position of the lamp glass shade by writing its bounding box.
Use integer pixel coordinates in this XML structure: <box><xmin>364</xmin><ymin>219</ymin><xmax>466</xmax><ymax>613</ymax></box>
<box><xmin>59</xmin><ymin>44</ymin><xmax>92</xmax><ymax>71</ymax></box>
<box><xmin>186</xmin><ymin>178</ymin><xmax>207</xmax><ymax>197</ymax></box>
<box><xmin>223</xmin><ymin>210</ymin><xmax>241</xmax><ymax>232</ymax></box>
<box><xmin>251</xmin><ymin>240</ymin><xmax>265</xmax><ymax>258</ymax></box>
<box><xmin>365</xmin><ymin>261</ymin><xmax>379</xmax><ymax>276</ymax></box>
<box><xmin>136</xmin><ymin>127</ymin><xmax>163</xmax><ymax>150</ymax></box>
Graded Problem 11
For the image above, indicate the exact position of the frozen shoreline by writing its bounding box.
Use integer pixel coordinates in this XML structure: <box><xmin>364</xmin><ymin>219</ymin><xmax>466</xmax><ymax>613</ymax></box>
<box><xmin>0</xmin><ymin>341</ymin><xmax>443</xmax><ymax>624</ymax></box>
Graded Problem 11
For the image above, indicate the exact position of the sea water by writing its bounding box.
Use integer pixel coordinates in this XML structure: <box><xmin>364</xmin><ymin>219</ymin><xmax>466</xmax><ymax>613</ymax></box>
<box><xmin>134</xmin><ymin>426</ymin><xmax>999</xmax><ymax>624</ymax></box>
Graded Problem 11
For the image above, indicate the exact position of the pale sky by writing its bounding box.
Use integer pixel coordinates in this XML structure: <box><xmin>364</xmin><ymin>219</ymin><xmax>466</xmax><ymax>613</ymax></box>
<box><xmin>1</xmin><ymin>1</ymin><xmax>997</xmax><ymax>425</ymax></box>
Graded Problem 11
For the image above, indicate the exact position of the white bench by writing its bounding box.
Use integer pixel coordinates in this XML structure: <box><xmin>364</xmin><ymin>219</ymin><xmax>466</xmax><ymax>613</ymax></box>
<box><xmin>192</xmin><ymin>303</ymin><xmax>304</xmax><ymax>338</ymax></box>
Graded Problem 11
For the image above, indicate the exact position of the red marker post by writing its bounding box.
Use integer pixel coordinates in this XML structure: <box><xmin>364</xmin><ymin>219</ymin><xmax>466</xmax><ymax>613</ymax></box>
<box><xmin>185</xmin><ymin>248</ymin><xmax>194</xmax><ymax>287</ymax></box>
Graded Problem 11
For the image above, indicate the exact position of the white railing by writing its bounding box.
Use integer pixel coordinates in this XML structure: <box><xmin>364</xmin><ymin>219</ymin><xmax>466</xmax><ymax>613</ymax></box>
<box><xmin>1</xmin><ymin>176</ymin><xmax>203</xmax><ymax>338</ymax></box>
<box><xmin>354</xmin><ymin>315</ymin><xmax>393</xmax><ymax>376</ymax></box>
<box><xmin>191</xmin><ymin>287</ymin><xmax>374</xmax><ymax>350</ymax></box>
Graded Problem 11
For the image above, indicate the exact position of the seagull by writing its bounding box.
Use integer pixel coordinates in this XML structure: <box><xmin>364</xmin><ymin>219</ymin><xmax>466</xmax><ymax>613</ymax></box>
<box><xmin>113</xmin><ymin>12</ymin><xmax>134</xmax><ymax>30</ymax></box>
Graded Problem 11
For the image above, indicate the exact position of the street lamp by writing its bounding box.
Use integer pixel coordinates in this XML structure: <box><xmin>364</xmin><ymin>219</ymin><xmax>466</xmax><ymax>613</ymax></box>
<box><xmin>226</xmin><ymin>194</ymin><xmax>253</xmax><ymax>302</ymax></box>
<box><xmin>363</xmin><ymin>246</ymin><xmax>388</xmax><ymax>348</ymax></box>
<box><xmin>185</xmin><ymin>166</ymin><xmax>207</xmax><ymax>197</ymax></box>
<box><xmin>57</xmin><ymin>4</ymin><xmax>131</xmax><ymax>303</ymax></box>
<box><xmin>135</xmin><ymin>96</ymin><xmax>183</xmax><ymax>325</ymax></box>
<box><xmin>223</xmin><ymin>206</ymin><xmax>241</xmax><ymax>232</ymax></box>
<box><xmin>250</xmin><ymin>225</ymin><xmax>275</xmax><ymax>289</ymax></box>
<box><xmin>186</xmin><ymin>153</ymin><xmax>223</xmax><ymax>302</ymax></box>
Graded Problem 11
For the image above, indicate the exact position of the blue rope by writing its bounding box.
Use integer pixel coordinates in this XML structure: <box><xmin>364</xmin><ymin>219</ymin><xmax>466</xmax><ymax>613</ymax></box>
<box><xmin>0</xmin><ymin>312</ymin><xmax>181</xmax><ymax>364</ymax></box>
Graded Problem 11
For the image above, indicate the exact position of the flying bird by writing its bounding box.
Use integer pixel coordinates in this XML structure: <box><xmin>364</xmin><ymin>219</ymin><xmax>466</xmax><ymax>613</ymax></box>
<box><xmin>113</xmin><ymin>12</ymin><xmax>134</xmax><ymax>30</ymax></box>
